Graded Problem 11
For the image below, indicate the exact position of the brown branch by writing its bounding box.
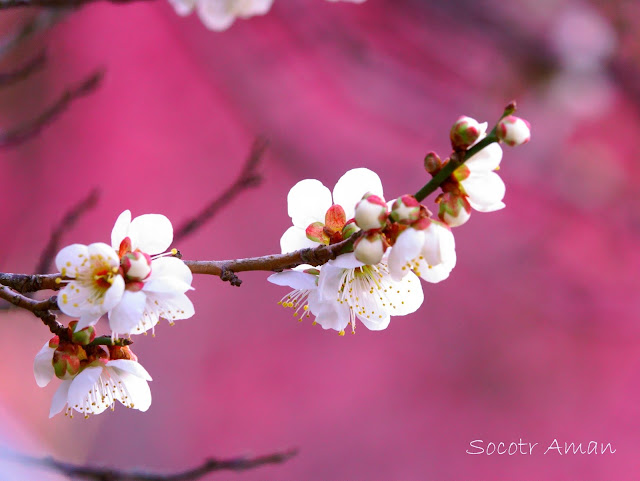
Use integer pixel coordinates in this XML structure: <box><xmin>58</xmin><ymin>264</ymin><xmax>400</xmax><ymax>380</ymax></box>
<box><xmin>0</xmin><ymin>69</ymin><xmax>104</xmax><ymax>148</ymax></box>
<box><xmin>0</xmin><ymin>49</ymin><xmax>46</xmax><ymax>87</ymax></box>
<box><xmin>173</xmin><ymin>137</ymin><xmax>267</xmax><ymax>244</ymax></box>
<box><xmin>35</xmin><ymin>188</ymin><xmax>100</xmax><ymax>274</ymax></box>
<box><xmin>0</xmin><ymin>11</ymin><xmax>69</xmax><ymax>61</ymax></box>
<box><xmin>3</xmin><ymin>447</ymin><xmax>298</xmax><ymax>481</ymax></box>
<box><xmin>0</xmin><ymin>0</ymin><xmax>154</xmax><ymax>9</ymax></box>
<box><xmin>0</xmin><ymin>286</ymin><xmax>66</xmax><ymax>337</ymax></box>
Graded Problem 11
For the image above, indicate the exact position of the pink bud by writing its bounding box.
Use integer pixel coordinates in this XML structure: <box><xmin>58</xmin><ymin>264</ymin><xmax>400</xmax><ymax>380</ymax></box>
<box><xmin>438</xmin><ymin>193</ymin><xmax>471</xmax><ymax>227</ymax></box>
<box><xmin>53</xmin><ymin>343</ymin><xmax>87</xmax><ymax>379</ymax></box>
<box><xmin>354</xmin><ymin>192</ymin><xmax>388</xmax><ymax>231</ymax></box>
<box><xmin>121</xmin><ymin>250</ymin><xmax>152</xmax><ymax>281</ymax></box>
<box><xmin>306</xmin><ymin>222</ymin><xmax>330</xmax><ymax>244</ymax></box>
<box><xmin>390</xmin><ymin>195</ymin><xmax>421</xmax><ymax>224</ymax></box>
<box><xmin>354</xmin><ymin>232</ymin><xmax>386</xmax><ymax>265</ymax></box>
<box><xmin>450</xmin><ymin>116</ymin><xmax>485</xmax><ymax>150</ymax></box>
<box><xmin>70</xmin><ymin>321</ymin><xmax>96</xmax><ymax>346</ymax></box>
<box><xmin>497</xmin><ymin>115</ymin><xmax>531</xmax><ymax>147</ymax></box>
<box><xmin>424</xmin><ymin>152</ymin><xmax>442</xmax><ymax>174</ymax></box>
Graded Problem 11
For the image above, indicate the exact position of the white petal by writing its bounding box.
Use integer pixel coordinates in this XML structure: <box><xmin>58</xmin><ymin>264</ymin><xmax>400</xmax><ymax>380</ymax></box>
<box><xmin>127</xmin><ymin>292</ymin><xmax>195</xmax><ymax>335</ymax></box>
<box><xmin>87</xmin><ymin>242</ymin><xmax>120</xmax><ymax>266</ymax></box>
<box><xmin>143</xmin><ymin>257</ymin><xmax>193</xmax><ymax>293</ymax></box>
<box><xmin>236</xmin><ymin>0</ymin><xmax>273</xmax><ymax>15</ymax></box>
<box><xmin>49</xmin><ymin>381</ymin><xmax>71</xmax><ymax>418</ymax></box>
<box><xmin>332</xmin><ymin>168</ymin><xmax>383</xmax><ymax>219</ymax></box>
<box><xmin>33</xmin><ymin>343</ymin><xmax>55</xmax><ymax>388</ymax></box>
<box><xmin>57</xmin><ymin>283</ymin><xmax>103</xmax><ymax>322</ymax></box>
<box><xmin>68</xmin><ymin>367</ymin><xmax>103</xmax><ymax>407</ymax></box>
<box><xmin>383</xmin><ymin>271</ymin><xmax>424</xmax><ymax>316</ymax></box>
<box><xmin>103</xmin><ymin>275</ymin><xmax>125</xmax><ymax>311</ymax></box>
<box><xmin>129</xmin><ymin>214</ymin><xmax>173</xmax><ymax>255</ymax></box>
<box><xmin>108</xmin><ymin>291</ymin><xmax>147</xmax><ymax>335</ymax></box>
<box><xmin>280</xmin><ymin>226</ymin><xmax>319</xmax><ymax>253</ymax></box>
<box><xmin>168</xmin><ymin>0</ymin><xmax>196</xmax><ymax>15</ymax></box>
<box><xmin>55</xmin><ymin>244</ymin><xmax>89</xmax><ymax>277</ymax></box>
<box><xmin>114</xmin><ymin>370</ymin><xmax>152</xmax><ymax>412</ymax></box>
<box><xmin>328</xmin><ymin>252</ymin><xmax>363</xmax><ymax>269</ymax></box>
<box><xmin>387</xmin><ymin>228</ymin><xmax>425</xmax><ymax>281</ymax></box>
<box><xmin>462</xmin><ymin>172</ymin><xmax>506</xmax><ymax>212</ymax></box>
<box><xmin>358</xmin><ymin>314</ymin><xmax>391</xmax><ymax>331</ymax></box>
<box><xmin>418</xmin><ymin>225</ymin><xmax>456</xmax><ymax>283</ymax></box>
<box><xmin>267</xmin><ymin>271</ymin><xmax>318</xmax><ymax>290</ymax></box>
<box><xmin>317</xmin><ymin>264</ymin><xmax>345</xmax><ymax>302</ymax></box>
<box><xmin>107</xmin><ymin>360</ymin><xmax>152</xmax><ymax>381</ymax></box>
<box><xmin>308</xmin><ymin>290</ymin><xmax>350</xmax><ymax>331</ymax></box>
<box><xmin>466</xmin><ymin>143</ymin><xmax>503</xmax><ymax>172</ymax></box>
<box><xmin>287</xmin><ymin>179</ymin><xmax>332</xmax><ymax>229</ymax></box>
<box><xmin>111</xmin><ymin>210</ymin><xmax>132</xmax><ymax>251</ymax></box>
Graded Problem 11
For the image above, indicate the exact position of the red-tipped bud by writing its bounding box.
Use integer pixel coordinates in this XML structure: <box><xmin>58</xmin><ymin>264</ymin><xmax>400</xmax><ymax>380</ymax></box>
<box><xmin>438</xmin><ymin>193</ymin><xmax>471</xmax><ymax>227</ymax></box>
<box><xmin>354</xmin><ymin>193</ymin><xmax>388</xmax><ymax>231</ymax></box>
<box><xmin>342</xmin><ymin>219</ymin><xmax>360</xmax><ymax>240</ymax></box>
<box><xmin>390</xmin><ymin>195</ymin><xmax>421</xmax><ymax>224</ymax></box>
<box><xmin>497</xmin><ymin>115</ymin><xmax>531</xmax><ymax>146</ymax></box>
<box><xmin>450</xmin><ymin>116</ymin><xmax>484</xmax><ymax>150</ymax></box>
<box><xmin>69</xmin><ymin>321</ymin><xmax>96</xmax><ymax>346</ymax></box>
<box><xmin>306</xmin><ymin>222</ymin><xmax>330</xmax><ymax>244</ymax></box>
<box><xmin>424</xmin><ymin>152</ymin><xmax>442</xmax><ymax>174</ymax></box>
<box><xmin>121</xmin><ymin>250</ymin><xmax>152</xmax><ymax>281</ymax></box>
<box><xmin>53</xmin><ymin>343</ymin><xmax>87</xmax><ymax>379</ymax></box>
<box><xmin>48</xmin><ymin>336</ymin><xmax>60</xmax><ymax>349</ymax></box>
<box><xmin>354</xmin><ymin>232</ymin><xmax>387</xmax><ymax>265</ymax></box>
<box><xmin>108</xmin><ymin>345</ymin><xmax>138</xmax><ymax>362</ymax></box>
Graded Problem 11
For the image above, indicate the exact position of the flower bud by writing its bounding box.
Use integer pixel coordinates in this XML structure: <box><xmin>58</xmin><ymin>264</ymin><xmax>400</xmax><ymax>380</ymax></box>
<box><xmin>109</xmin><ymin>345</ymin><xmax>138</xmax><ymax>362</ymax></box>
<box><xmin>424</xmin><ymin>152</ymin><xmax>442</xmax><ymax>174</ymax></box>
<box><xmin>497</xmin><ymin>115</ymin><xmax>531</xmax><ymax>146</ymax></box>
<box><xmin>390</xmin><ymin>195</ymin><xmax>421</xmax><ymax>224</ymax></box>
<box><xmin>354</xmin><ymin>232</ymin><xmax>386</xmax><ymax>265</ymax></box>
<box><xmin>121</xmin><ymin>250</ymin><xmax>152</xmax><ymax>281</ymax></box>
<box><xmin>438</xmin><ymin>193</ymin><xmax>471</xmax><ymax>227</ymax></box>
<box><xmin>48</xmin><ymin>336</ymin><xmax>60</xmax><ymax>349</ymax></box>
<box><xmin>69</xmin><ymin>321</ymin><xmax>96</xmax><ymax>346</ymax></box>
<box><xmin>450</xmin><ymin>116</ymin><xmax>485</xmax><ymax>150</ymax></box>
<box><xmin>53</xmin><ymin>343</ymin><xmax>87</xmax><ymax>379</ymax></box>
<box><xmin>354</xmin><ymin>193</ymin><xmax>388</xmax><ymax>231</ymax></box>
<box><xmin>341</xmin><ymin>219</ymin><xmax>360</xmax><ymax>239</ymax></box>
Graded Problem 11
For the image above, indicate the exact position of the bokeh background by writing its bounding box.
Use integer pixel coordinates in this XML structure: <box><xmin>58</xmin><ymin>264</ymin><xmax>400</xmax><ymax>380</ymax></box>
<box><xmin>1</xmin><ymin>0</ymin><xmax>640</xmax><ymax>479</ymax></box>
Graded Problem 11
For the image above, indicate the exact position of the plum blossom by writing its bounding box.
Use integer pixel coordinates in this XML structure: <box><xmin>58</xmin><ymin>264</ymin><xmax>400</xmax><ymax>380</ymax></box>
<box><xmin>34</xmin><ymin>342</ymin><xmax>152</xmax><ymax>418</ymax></box>
<box><xmin>268</xmin><ymin>168</ymin><xmax>423</xmax><ymax>334</ymax></box>
<box><xmin>451</xmin><ymin>118</ymin><xmax>505</xmax><ymax>214</ymax></box>
<box><xmin>108</xmin><ymin>211</ymin><xmax>195</xmax><ymax>337</ymax></box>
<box><xmin>169</xmin><ymin>0</ymin><xmax>273</xmax><ymax>31</ymax></box>
<box><xmin>388</xmin><ymin>218</ymin><xmax>456</xmax><ymax>283</ymax></box>
<box><xmin>55</xmin><ymin>211</ymin><xmax>194</xmax><ymax>338</ymax></box>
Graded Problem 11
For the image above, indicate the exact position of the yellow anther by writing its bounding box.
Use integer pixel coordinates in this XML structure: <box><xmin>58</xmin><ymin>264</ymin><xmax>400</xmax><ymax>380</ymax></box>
<box><xmin>494</xmin><ymin>165</ymin><xmax>500</xmax><ymax>171</ymax></box>
<box><xmin>338</xmin><ymin>330</ymin><xmax>345</xmax><ymax>336</ymax></box>
<box><xmin>303</xmin><ymin>305</ymin><xmax>309</xmax><ymax>311</ymax></box>
<box><xmin>171</xmin><ymin>248</ymin><xmax>178</xmax><ymax>255</ymax></box>
<box><xmin>55</xmin><ymin>277</ymin><xmax>62</xmax><ymax>284</ymax></box>
<box><xmin>312</xmin><ymin>321</ymin><xmax>317</xmax><ymax>326</ymax></box>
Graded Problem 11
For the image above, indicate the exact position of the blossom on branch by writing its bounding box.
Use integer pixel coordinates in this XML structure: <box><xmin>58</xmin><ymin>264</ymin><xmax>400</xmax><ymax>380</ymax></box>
<box><xmin>34</xmin><ymin>340</ymin><xmax>152</xmax><ymax>418</ymax></box>
<box><xmin>269</xmin><ymin>168</ymin><xmax>423</xmax><ymax>334</ymax></box>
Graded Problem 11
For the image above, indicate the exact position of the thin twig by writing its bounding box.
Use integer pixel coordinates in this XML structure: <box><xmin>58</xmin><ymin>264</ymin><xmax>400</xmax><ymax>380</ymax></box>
<box><xmin>35</xmin><ymin>188</ymin><xmax>100</xmax><ymax>274</ymax></box>
<box><xmin>0</xmin><ymin>69</ymin><xmax>104</xmax><ymax>148</ymax></box>
<box><xmin>0</xmin><ymin>49</ymin><xmax>46</xmax><ymax>87</ymax></box>
<box><xmin>173</xmin><ymin>137</ymin><xmax>267</xmax><ymax>244</ymax></box>
<box><xmin>3</xmin><ymin>448</ymin><xmax>298</xmax><ymax>481</ymax></box>
<box><xmin>0</xmin><ymin>10</ymin><xmax>70</xmax><ymax>61</ymax></box>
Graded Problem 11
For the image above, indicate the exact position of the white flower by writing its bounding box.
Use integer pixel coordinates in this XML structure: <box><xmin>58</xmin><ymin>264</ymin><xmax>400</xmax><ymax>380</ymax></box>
<box><xmin>497</xmin><ymin>115</ymin><xmax>531</xmax><ymax>147</ymax></box>
<box><xmin>34</xmin><ymin>343</ymin><xmax>152</xmax><ymax>418</ymax></box>
<box><xmin>388</xmin><ymin>220</ymin><xmax>456</xmax><ymax>283</ymax></box>
<box><xmin>169</xmin><ymin>0</ymin><xmax>274</xmax><ymax>31</ymax></box>
<box><xmin>454</xmin><ymin>119</ymin><xmax>505</xmax><ymax>212</ymax></box>
<box><xmin>108</xmin><ymin>210</ymin><xmax>195</xmax><ymax>337</ymax></box>
<box><xmin>55</xmin><ymin>243</ymin><xmax>125</xmax><ymax>328</ymax></box>
<box><xmin>269</xmin><ymin>168</ymin><xmax>423</xmax><ymax>334</ymax></box>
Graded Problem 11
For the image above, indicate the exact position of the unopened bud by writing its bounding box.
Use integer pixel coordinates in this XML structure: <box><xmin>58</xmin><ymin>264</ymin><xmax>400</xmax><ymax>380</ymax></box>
<box><xmin>354</xmin><ymin>193</ymin><xmax>388</xmax><ymax>231</ymax></box>
<box><xmin>390</xmin><ymin>195</ymin><xmax>421</xmax><ymax>224</ymax></box>
<box><xmin>424</xmin><ymin>152</ymin><xmax>442</xmax><ymax>174</ymax></box>
<box><xmin>121</xmin><ymin>250</ymin><xmax>152</xmax><ymax>281</ymax></box>
<box><xmin>48</xmin><ymin>336</ymin><xmax>60</xmax><ymax>349</ymax></box>
<box><xmin>354</xmin><ymin>232</ymin><xmax>386</xmax><ymax>265</ymax></box>
<box><xmin>53</xmin><ymin>343</ymin><xmax>87</xmax><ymax>379</ymax></box>
<box><xmin>69</xmin><ymin>321</ymin><xmax>96</xmax><ymax>346</ymax></box>
<box><xmin>109</xmin><ymin>345</ymin><xmax>138</xmax><ymax>362</ymax></box>
<box><xmin>497</xmin><ymin>115</ymin><xmax>531</xmax><ymax>146</ymax></box>
<box><xmin>341</xmin><ymin>219</ymin><xmax>360</xmax><ymax>239</ymax></box>
<box><xmin>450</xmin><ymin>116</ymin><xmax>485</xmax><ymax>151</ymax></box>
<box><xmin>438</xmin><ymin>193</ymin><xmax>471</xmax><ymax>227</ymax></box>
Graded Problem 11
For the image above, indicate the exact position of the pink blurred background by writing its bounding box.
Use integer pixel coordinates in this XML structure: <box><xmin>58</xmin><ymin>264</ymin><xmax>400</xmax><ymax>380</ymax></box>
<box><xmin>1</xmin><ymin>0</ymin><xmax>640</xmax><ymax>479</ymax></box>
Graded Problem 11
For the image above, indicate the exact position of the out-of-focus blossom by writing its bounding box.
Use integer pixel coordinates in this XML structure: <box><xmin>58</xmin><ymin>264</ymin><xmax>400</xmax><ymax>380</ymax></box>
<box><xmin>169</xmin><ymin>0</ymin><xmax>274</xmax><ymax>31</ymax></box>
